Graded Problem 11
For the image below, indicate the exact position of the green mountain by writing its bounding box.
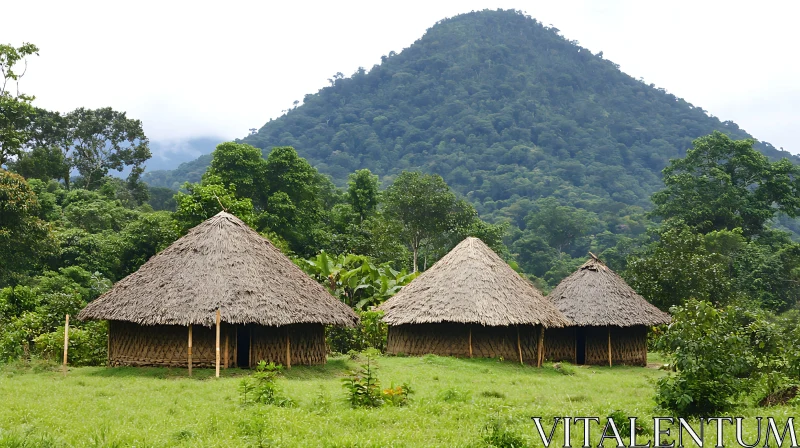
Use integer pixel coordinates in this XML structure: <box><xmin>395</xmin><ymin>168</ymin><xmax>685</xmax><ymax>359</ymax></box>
<box><xmin>145</xmin><ymin>9</ymin><xmax>797</xmax><ymax>239</ymax></box>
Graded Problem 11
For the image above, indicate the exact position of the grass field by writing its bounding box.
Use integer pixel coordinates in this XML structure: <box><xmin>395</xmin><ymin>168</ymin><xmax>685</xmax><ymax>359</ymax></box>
<box><xmin>0</xmin><ymin>355</ymin><xmax>795</xmax><ymax>447</ymax></box>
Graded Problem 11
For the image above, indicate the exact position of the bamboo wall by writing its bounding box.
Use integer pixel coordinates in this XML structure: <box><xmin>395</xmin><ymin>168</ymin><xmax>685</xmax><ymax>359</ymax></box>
<box><xmin>250</xmin><ymin>323</ymin><xmax>327</xmax><ymax>366</ymax></box>
<box><xmin>543</xmin><ymin>325</ymin><xmax>648</xmax><ymax>366</ymax></box>
<box><xmin>543</xmin><ymin>327</ymin><xmax>576</xmax><ymax>363</ymax></box>
<box><xmin>386</xmin><ymin>323</ymin><xmax>542</xmax><ymax>364</ymax></box>
<box><xmin>108</xmin><ymin>321</ymin><xmax>326</xmax><ymax>367</ymax></box>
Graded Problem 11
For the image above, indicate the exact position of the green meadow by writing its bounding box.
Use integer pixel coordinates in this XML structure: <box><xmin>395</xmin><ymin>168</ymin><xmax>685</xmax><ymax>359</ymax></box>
<box><xmin>0</xmin><ymin>355</ymin><xmax>795</xmax><ymax>447</ymax></box>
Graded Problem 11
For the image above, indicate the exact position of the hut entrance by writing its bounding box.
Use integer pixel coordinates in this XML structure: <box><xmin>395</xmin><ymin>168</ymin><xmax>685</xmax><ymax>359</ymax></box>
<box><xmin>237</xmin><ymin>325</ymin><xmax>251</xmax><ymax>368</ymax></box>
<box><xmin>575</xmin><ymin>328</ymin><xmax>586</xmax><ymax>365</ymax></box>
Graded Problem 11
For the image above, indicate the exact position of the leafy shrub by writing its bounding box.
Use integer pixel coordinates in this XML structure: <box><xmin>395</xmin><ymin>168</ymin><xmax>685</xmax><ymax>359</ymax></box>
<box><xmin>33</xmin><ymin>321</ymin><xmax>107</xmax><ymax>366</ymax></box>
<box><xmin>607</xmin><ymin>410</ymin><xmax>650</xmax><ymax>436</ymax></box>
<box><xmin>480</xmin><ymin>390</ymin><xmax>506</xmax><ymax>399</ymax></box>
<box><xmin>239</xmin><ymin>361</ymin><xmax>293</xmax><ymax>407</ymax></box>
<box><xmin>327</xmin><ymin>309</ymin><xmax>388</xmax><ymax>354</ymax></box>
<box><xmin>655</xmin><ymin>300</ymin><xmax>751</xmax><ymax>415</ymax></box>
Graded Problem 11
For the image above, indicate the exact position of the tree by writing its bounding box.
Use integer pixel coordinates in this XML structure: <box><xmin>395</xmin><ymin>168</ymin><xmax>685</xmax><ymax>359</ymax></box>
<box><xmin>0</xmin><ymin>169</ymin><xmax>56</xmax><ymax>285</ymax></box>
<box><xmin>9</xmin><ymin>144</ymin><xmax>69</xmax><ymax>182</ymax></box>
<box><xmin>524</xmin><ymin>197</ymin><xmax>599</xmax><ymax>255</ymax></box>
<box><xmin>204</xmin><ymin>142</ymin><xmax>267</xmax><ymax>203</ymax></box>
<box><xmin>652</xmin><ymin>132</ymin><xmax>800</xmax><ymax>237</ymax></box>
<box><xmin>625</xmin><ymin>220</ymin><xmax>733</xmax><ymax>310</ymax></box>
<box><xmin>0</xmin><ymin>43</ymin><xmax>39</xmax><ymax>166</ymax></box>
<box><xmin>62</xmin><ymin>107</ymin><xmax>151</xmax><ymax>190</ymax></box>
<box><xmin>347</xmin><ymin>169</ymin><xmax>380</xmax><ymax>222</ymax></box>
<box><xmin>173</xmin><ymin>175</ymin><xmax>257</xmax><ymax>232</ymax></box>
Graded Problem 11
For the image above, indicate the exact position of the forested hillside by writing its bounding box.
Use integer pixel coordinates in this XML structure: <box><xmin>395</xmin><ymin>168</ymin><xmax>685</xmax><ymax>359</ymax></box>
<box><xmin>143</xmin><ymin>9</ymin><xmax>798</xmax><ymax>282</ymax></box>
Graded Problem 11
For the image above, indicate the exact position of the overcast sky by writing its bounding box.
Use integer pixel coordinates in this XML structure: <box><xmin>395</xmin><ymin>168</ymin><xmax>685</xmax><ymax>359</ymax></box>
<box><xmin>6</xmin><ymin>0</ymin><xmax>799</xmax><ymax>155</ymax></box>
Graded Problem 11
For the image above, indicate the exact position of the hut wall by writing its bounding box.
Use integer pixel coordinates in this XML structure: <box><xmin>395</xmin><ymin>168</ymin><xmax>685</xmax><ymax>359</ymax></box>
<box><xmin>584</xmin><ymin>325</ymin><xmax>647</xmax><ymax>366</ymax></box>
<box><xmin>386</xmin><ymin>323</ymin><xmax>541</xmax><ymax>364</ymax></box>
<box><xmin>543</xmin><ymin>327</ymin><xmax>576</xmax><ymax>363</ymax></box>
<box><xmin>251</xmin><ymin>323</ymin><xmax>326</xmax><ymax>366</ymax></box>
<box><xmin>108</xmin><ymin>320</ymin><xmax>236</xmax><ymax>367</ymax></box>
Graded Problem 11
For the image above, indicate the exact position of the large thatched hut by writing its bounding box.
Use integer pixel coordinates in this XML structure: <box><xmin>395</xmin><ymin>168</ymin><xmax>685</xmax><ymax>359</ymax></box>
<box><xmin>544</xmin><ymin>256</ymin><xmax>670</xmax><ymax>366</ymax></box>
<box><xmin>78</xmin><ymin>211</ymin><xmax>358</xmax><ymax>369</ymax></box>
<box><xmin>378</xmin><ymin>237</ymin><xmax>569</xmax><ymax>365</ymax></box>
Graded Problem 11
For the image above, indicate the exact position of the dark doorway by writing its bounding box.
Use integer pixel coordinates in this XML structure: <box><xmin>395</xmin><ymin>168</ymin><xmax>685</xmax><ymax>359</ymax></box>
<box><xmin>237</xmin><ymin>325</ymin><xmax>250</xmax><ymax>368</ymax></box>
<box><xmin>576</xmin><ymin>328</ymin><xmax>586</xmax><ymax>365</ymax></box>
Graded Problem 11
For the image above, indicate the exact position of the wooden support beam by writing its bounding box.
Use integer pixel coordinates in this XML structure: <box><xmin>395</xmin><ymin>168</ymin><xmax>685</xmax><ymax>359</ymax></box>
<box><xmin>607</xmin><ymin>327</ymin><xmax>612</xmax><ymax>367</ymax></box>
<box><xmin>215</xmin><ymin>309</ymin><xmax>221</xmax><ymax>378</ymax></box>
<box><xmin>285</xmin><ymin>328</ymin><xmax>291</xmax><ymax>369</ymax></box>
<box><xmin>516</xmin><ymin>326</ymin><xmax>523</xmax><ymax>365</ymax></box>
<box><xmin>62</xmin><ymin>314</ymin><xmax>70</xmax><ymax>376</ymax></box>
<box><xmin>224</xmin><ymin>328</ymin><xmax>229</xmax><ymax>369</ymax></box>
<box><xmin>537</xmin><ymin>325</ymin><xmax>544</xmax><ymax>367</ymax></box>
<box><xmin>188</xmin><ymin>324</ymin><xmax>193</xmax><ymax>377</ymax></box>
<box><xmin>468</xmin><ymin>326</ymin><xmax>473</xmax><ymax>358</ymax></box>
<box><xmin>106</xmin><ymin>321</ymin><xmax>111</xmax><ymax>367</ymax></box>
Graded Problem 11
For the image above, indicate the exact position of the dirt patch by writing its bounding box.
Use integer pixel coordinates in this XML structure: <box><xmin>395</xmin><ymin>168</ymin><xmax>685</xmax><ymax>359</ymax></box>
<box><xmin>759</xmin><ymin>386</ymin><xmax>798</xmax><ymax>407</ymax></box>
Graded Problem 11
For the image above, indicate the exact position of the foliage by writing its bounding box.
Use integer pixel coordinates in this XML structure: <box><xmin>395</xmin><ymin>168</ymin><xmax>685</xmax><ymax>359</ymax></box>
<box><xmin>297</xmin><ymin>251</ymin><xmax>417</xmax><ymax>309</ymax></box>
<box><xmin>173</xmin><ymin>175</ymin><xmax>256</xmax><ymax>232</ymax></box>
<box><xmin>654</xmin><ymin>300</ymin><xmax>753</xmax><ymax>416</ymax></box>
<box><xmin>652</xmin><ymin>132</ymin><xmax>800</xmax><ymax>237</ymax></box>
<box><xmin>0</xmin><ymin>42</ymin><xmax>39</xmax><ymax>166</ymax></box>
<box><xmin>327</xmin><ymin>310</ymin><xmax>388</xmax><ymax>354</ymax></box>
<box><xmin>239</xmin><ymin>360</ymin><xmax>293</xmax><ymax>407</ymax></box>
<box><xmin>0</xmin><ymin>169</ymin><xmax>56</xmax><ymax>286</ymax></box>
<box><xmin>382</xmin><ymin>382</ymin><xmax>413</xmax><ymax>406</ymax></box>
<box><xmin>33</xmin><ymin>321</ymin><xmax>108</xmax><ymax>366</ymax></box>
<box><xmin>342</xmin><ymin>348</ymin><xmax>384</xmax><ymax>408</ymax></box>
<box><xmin>348</xmin><ymin>168</ymin><xmax>380</xmax><ymax>221</ymax></box>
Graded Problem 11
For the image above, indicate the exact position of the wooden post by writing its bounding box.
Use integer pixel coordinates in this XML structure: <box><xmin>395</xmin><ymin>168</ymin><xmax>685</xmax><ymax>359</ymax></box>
<box><xmin>106</xmin><ymin>321</ymin><xmax>111</xmax><ymax>367</ymax></box>
<box><xmin>215</xmin><ymin>309</ymin><xmax>221</xmax><ymax>378</ymax></box>
<box><xmin>62</xmin><ymin>315</ymin><xmax>70</xmax><ymax>376</ymax></box>
<box><xmin>536</xmin><ymin>325</ymin><xmax>544</xmax><ymax>367</ymax></box>
<box><xmin>224</xmin><ymin>329</ymin><xmax>229</xmax><ymax>369</ymax></box>
<box><xmin>607</xmin><ymin>327</ymin><xmax>612</xmax><ymax>367</ymax></box>
<box><xmin>516</xmin><ymin>326</ymin><xmax>523</xmax><ymax>365</ymax></box>
<box><xmin>233</xmin><ymin>326</ymin><xmax>238</xmax><ymax>368</ymax></box>
<box><xmin>285</xmin><ymin>328</ymin><xmax>291</xmax><ymax>369</ymax></box>
<box><xmin>468</xmin><ymin>326</ymin><xmax>473</xmax><ymax>358</ymax></box>
<box><xmin>188</xmin><ymin>324</ymin><xmax>193</xmax><ymax>377</ymax></box>
<box><xmin>248</xmin><ymin>330</ymin><xmax>252</xmax><ymax>368</ymax></box>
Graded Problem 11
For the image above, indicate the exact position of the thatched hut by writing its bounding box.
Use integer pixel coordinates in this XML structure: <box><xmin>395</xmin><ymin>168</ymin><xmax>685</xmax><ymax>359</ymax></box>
<box><xmin>378</xmin><ymin>237</ymin><xmax>569</xmax><ymax>365</ymax></box>
<box><xmin>78</xmin><ymin>211</ymin><xmax>358</xmax><ymax>369</ymax></box>
<box><xmin>544</xmin><ymin>256</ymin><xmax>671</xmax><ymax>366</ymax></box>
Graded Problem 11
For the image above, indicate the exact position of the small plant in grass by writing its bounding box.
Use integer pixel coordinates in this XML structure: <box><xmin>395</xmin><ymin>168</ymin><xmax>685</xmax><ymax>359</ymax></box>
<box><xmin>480</xmin><ymin>418</ymin><xmax>529</xmax><ymax>448</ymax></box>
<box><xmin>239</xmin><ymin>361</ymin><xmax>294</xmax><ymax>407</ymax></box>
<box><xmin>480</xmin><ymin>390</ymin><xmax>506</xmax><ymax>399</ymax></box>
<box><xmin>342</xmin><ymin>348</ymin><xmax>384</xmax><ymax>407</ymax></box>
<box><xmin>552</xmin><ymin>362</ymin><xmax>576</xmax><ymax>375</ymax></box>
<box><xmin>607</xmin><ymin>410</ymin><xmax>650</xmax><ymax>436</ymax></box>
<box><xmin>382</xmin><ymin>382</ymin><xmax>413</xmax><ymax>406</ymax></box>
<box><xmin>439</xmin><ymin>387</ymin><xmax>471</xmax><ymax>403</ymax></box>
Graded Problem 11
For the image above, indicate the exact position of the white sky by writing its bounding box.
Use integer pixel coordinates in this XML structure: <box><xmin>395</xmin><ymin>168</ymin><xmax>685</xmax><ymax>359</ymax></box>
<box><xmin>6</xmin><ymin>0</ymin><xmax>800</xmax><ymax>154</ymax></box>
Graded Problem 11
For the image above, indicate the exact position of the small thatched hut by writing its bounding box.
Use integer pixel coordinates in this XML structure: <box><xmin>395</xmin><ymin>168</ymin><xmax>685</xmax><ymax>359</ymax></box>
<box><xmin>378</xmin><ymin>237</ymin><xmax>569</xmax><ymax>365</ymax></box>
<box><xmin>544</xmin><ymin>256</ymin><xmax>671</xmax><ymax>366</ymax></box>
<box><xmin>78</xmin><ymin>211</ymin><xmax>358</xmax><ymax>369</ymax></box>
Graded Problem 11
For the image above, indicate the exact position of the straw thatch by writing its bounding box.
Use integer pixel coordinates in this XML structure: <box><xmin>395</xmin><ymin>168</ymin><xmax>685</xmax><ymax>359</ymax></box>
<box><xmin>547</xmin><ymin>256</ymin><xmax>670</xmax><ymax>327</ymax></box>
<box><xmin>379</xmin><ymin>237</ymin><xmax>569</xmax><ymax>328</ymax></box>
<box><xmin>78</xmin><ymin>211</ymin><xmax>358</xmax><ymax>328</ymax></box>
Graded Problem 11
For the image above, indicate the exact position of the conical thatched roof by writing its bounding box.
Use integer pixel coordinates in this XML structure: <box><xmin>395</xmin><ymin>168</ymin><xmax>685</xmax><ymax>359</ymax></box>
<box><xmin>78</xmin><ymin>212</ymin><xmax>358</xmax><ymax>328</ymax></box>
<box><xmin>378</xmin><ymin>237</ymin><xmax>569</xmax><ymax>327</ymax></box>
<box><xmin>547</xmin><ymin>256</ymin><xmax>671</xmax><ymax>327</ymax></box>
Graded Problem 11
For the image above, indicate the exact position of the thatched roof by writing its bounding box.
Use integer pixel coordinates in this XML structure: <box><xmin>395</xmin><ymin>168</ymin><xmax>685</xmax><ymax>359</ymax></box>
<box><xmin>78</xmin><ymin>212</ymin><xmax>358</xmax><ymax>328</ymax></box>
<box><xmin>547</xmin><ymin>256</ymin><xmax>671</xmax><ymax>327</ymax></box>
<box><xmin>378</xmin><ymin>237</ymin><xmax>569</xmax><ymax>327</ymax></box>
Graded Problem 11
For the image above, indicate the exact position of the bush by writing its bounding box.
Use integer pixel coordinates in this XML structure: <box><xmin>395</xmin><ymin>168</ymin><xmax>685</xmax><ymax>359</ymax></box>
<box><xmin>480</xmin><ymin>419</ymin><xmax>529</xmax><ymax>448</ymax></box>
<box><xmin>33</xmin><ymin>321</ymin><xmax>108</xmax><ymax>366</ymax></box>
<box><xmin>327</xmin><ymin>309</ymin><xmax>387</xmax><ymax>353</ymax></box>
<box><xmin>342</xmin><ymin>349</ymin><xmax>384</xmax><ymax>408</ymax></box>
<box><xmin>655</xmin><ymin>300</ymin><xmax>751</xmax><ymax>415</ymax></box>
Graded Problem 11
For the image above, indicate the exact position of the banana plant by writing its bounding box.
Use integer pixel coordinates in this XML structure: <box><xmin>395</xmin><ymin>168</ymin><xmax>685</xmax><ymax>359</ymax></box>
<box><xmin>295</xmin><ymin>251</ymin><xmax>417</xmax><ymax>310</ymax></box>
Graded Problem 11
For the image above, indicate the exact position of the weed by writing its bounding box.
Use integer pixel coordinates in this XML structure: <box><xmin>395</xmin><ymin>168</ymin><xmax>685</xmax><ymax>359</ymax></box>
<box><xmin>480</xmin><ymin>390</ymin><xmax>506</xmax><ymax>399</ymax></box>
<box><xmin>552</xmin><ymin>362</ymin><xmax>576</xmax><ymax>376</ymax></box>
<box><xmin>342</xmin><ymin>349</ymin><xmax>383</xmax><ymax>407</ymax></box>
<box><xmin>439</xmin><ymin>388</ymin><xmax>471</xmax><ymax>403</ymax></box>
<box><xmin>239</xmin><ymin>361</ymin><xmax>294</xmax><ymax>406</ymax></box>
<box><xmin>480</xmin><ymin>419</ymin><xmax>528</xmax><ymax>448</ymax></box>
